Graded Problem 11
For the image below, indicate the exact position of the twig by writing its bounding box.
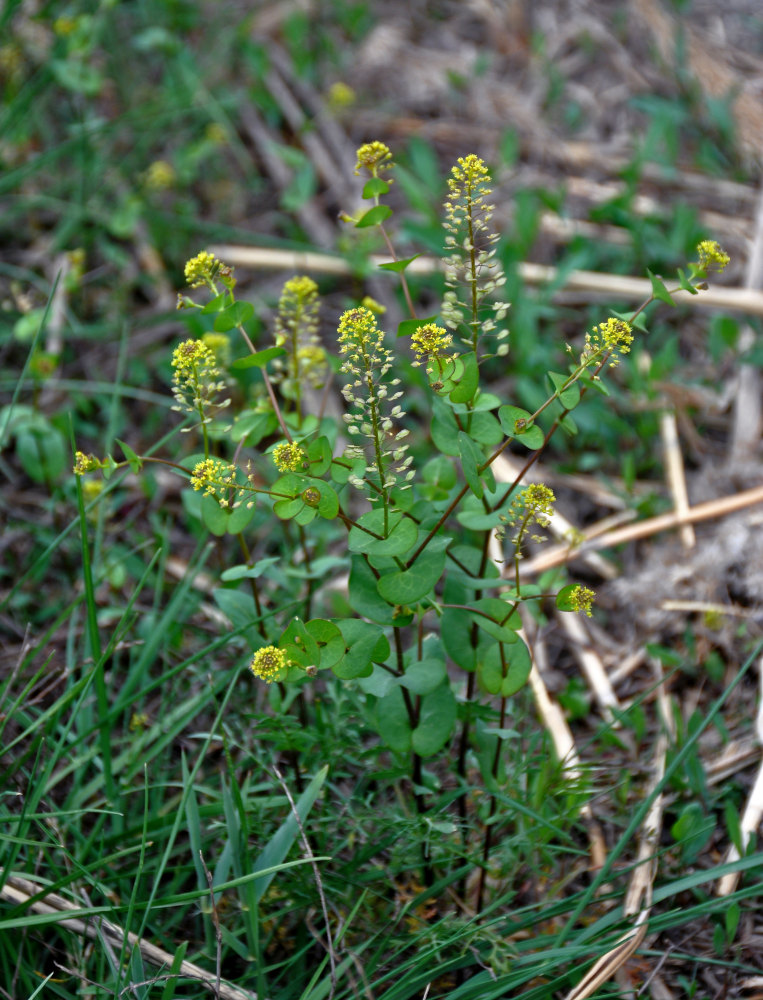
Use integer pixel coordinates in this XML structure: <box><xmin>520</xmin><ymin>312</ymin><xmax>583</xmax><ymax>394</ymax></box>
<box><xmin>716</xmin><ymin>654</ymin><xmax>763</xmax><ymax>897</ymax></box>
<box><xmin>209</xmin><ymin>244</ymin><xmax>763</xmax><ymax>317</ymax></box>
<box><xmin>659</xmin><ymin>410</ymin><xmax>694</xmax><ymax>549</ymax></box>
<box><xmin>0</xmin><ymin>872</ymin><xmax>258</xmax><ymax>1000</ymax></box>
<box><xmin>556</xmin><ymin>612</ymin><xmax>623</xmax><ymax>726</ymax></box>
<box><xmin>564</xmin><ymin>658</ymin><xmax>671</xmax><ymax>1000</ymax></box>
<box><xmin>519</xmin><ymin>484</ymin><xmax>763</xmax><ymax>577</ymax></box>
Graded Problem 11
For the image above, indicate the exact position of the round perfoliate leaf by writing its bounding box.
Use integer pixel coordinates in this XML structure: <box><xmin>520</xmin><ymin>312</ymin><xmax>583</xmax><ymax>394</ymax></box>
<box><xmin>498</xmin><ymin>405</ymin><xmax>545</xmax><ymax>450</ymax></box>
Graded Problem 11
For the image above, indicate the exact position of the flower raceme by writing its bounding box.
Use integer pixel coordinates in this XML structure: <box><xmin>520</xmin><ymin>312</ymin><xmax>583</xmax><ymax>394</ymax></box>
<box><xmin>170</xmin><ymin>339</ymin><xmax>230</xmax><ymax>429</ymax></box>
<box><xmin>337</xmin><ymin>306</ymin><xmax>413</xmax><ymax>497</ymax></box>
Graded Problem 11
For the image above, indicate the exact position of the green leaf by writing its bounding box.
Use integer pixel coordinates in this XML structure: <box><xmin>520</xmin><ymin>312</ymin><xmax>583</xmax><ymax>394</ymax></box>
<box><xmin>348</xmin><ymin>555</ymin><xmax>408</xmax><ymax>624</ymax></box>
<box><xmin>479</xmin><ymin>637</ymin><xmax>532</xmax><ymax>696</ymax></box>
<box><xmin>430</xmin><ymin>399</ymin><xmax>461</xmax><ymax>456</ymax></box>
<box><xmin>676</xmin><ymin>267</ymin><xmax>699</xmax><ymax>296</ymax></box>
<box><xmin>272</xmin><ymin>495</ymin><xmax>302</xmax><ymax>520</ymax></box>
<box><xmin>448</xmin><ymin>351</ymin><xmax>479</xmax><ymax>404</ymax></box>
<box><xmin>50</xmin><ymin>58</ymin><xmax>103</xmax><ymax>96</ymax></box>
<box><xmin>116</xmin><ymin>438</ymin><xmax>142</xmax><ymax>473</ymax></box>
<box><xmin>555</xmin><ymin>583</ymin><xmax>580</xmax><ymax>612</ymax></box>
<box><xmin>671</xmin><ymin>802</ymin><xmax>713</xmax><ymax>863</ymax></box>
<box><xmin>200</xmin><ymin>293</ymin><xmax>228</xmax><ymax>315</ymax></box>
<box><xmin>355</xmin><ymin>204</ymin><xmax>393</xmax><ymax>228</ymax></box>
<box><xmin>362</xmin><ymin>177</ymin><xmax>390</xmax><ymax>198</ymax></box>
<box><xmin>221</xmin><ymin>557</ymin><xmax>280</xmax><ymax>582</ymax></box>
<box><xmin>226</xmin><ymin>500</ymin><xmax>256</xmax><ymax>534</ymax></box>
<box><xmin>547</xmin><ymin>371</ymin><xmax>581</xmax><ymax>410</ymax></box>
<box><xmin>17</xmin><ymin>423</ymin><xmax>67</xmax><ymax>483</ymax></box>
<box><xmin>467</xmin><ymin>411</ymin><xmax>503</xmax><ymax>446</ymax></box>
<box><xmin>379</xmin><ymin>254</ymin><xmax>421</xmax><ymax>273</ymax></box>
<box><xmin>307</xmin><ymin>619</ymin><xmax>345</xmax><ymax>670</ymax></box>
<box><xmin>726</xmin><ymin>901</ymin><xmax>741</xmax><ymax>943</ymax></box>
<box><xmin>397</xmin><ymin>315</ymin><xmax>438</xmax><ymax>339</ymax></box>
<box><xmin>279</xmin><ymin>617</ymin><xmax>321</xmax><ymax>669</ymax></box>
<box><xmin>441</xmin><ymin>576</ymin><xmax>478</xmax><ymax>670</ymax></box>
<box><xmin>400</xmin><ymin>659</ymin><xmax>447</xmax><ymax>695</ymax></box>
<box><xmin>212</xmin><ymin>589</ymin><xmax>261</xmax><ymax>644</ymax></box>
<box><xmin>334</xmin><ymin>619</ymin><xmax>389</xmax><ymax>679</ymax></box>
<box><xmin>377</xmin><ymin>544</ymin><xmax>447</xmax><ymax>604</ymax></box>
<box><xmin>252</xmin><ymin>766</ymin><xmax>328</xmax><ymax>903</ymax></box>
<box><xmin>421</xmin><ymin>454</ymin><xmax>457</xmax><ymax>499</ymax></box>
<box><xmin>498</xmin><ymin>404</ymin><xmax>545</xmax><ymax>449</ymax></box>
<box><xmin>306</xmin><ymin>436</ymin><xmax>332</xmax><ymax>476</ymax></box>
<box><xmin>412</xmin><ymin>685</ymin><xmax>457</xmax><ymax>757</ymax></box>
<box><xmin>647</xmin><ymin>269</ymin><xmax>676</xmax><ymax>306</ymax></box>
<box><xmin>200</xmin><ymin>494</ymin><xmax>229</xmax><ymax>536</ymax></box>
<box><xmin>456</xmin><ymin>494</ymin><xmax>505</xmax><ymax>531</ymax></box>
<box><xmin>375</xmin><ymin>686</ymin><xmax>412</xmax><ymax>752</ymax></box>
<box><xmin>348</xmin><ymin>509</ymin><xmax>418</xmax><ymax>557</ymax></box>
<box><xmin>470</xmin><ymin>597</ymin><xmax>521</xmax><ymax>642</ymax></box>
<box><xmin>458</xmin><ymin>431</ymin><xmax>485</xmax><ymax>499</ymax></box>
<box><xmin>231</xmin><ymin>346</ymin><xmax>286</xmax><ymax>370</ymax></box>
<box><xmin>214</xmin><ymin>301</ymin><xmax>254</xmax><ymax>332</ymax></box>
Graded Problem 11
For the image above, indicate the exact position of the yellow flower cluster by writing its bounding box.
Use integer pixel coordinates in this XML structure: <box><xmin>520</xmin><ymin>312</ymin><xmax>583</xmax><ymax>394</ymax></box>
<box><xmin>272</xmin><ymin>442</ymin><xmax>307</xmax><ymax>473</ymax></box>
<box><xmin>73</xmin><ymin>451</ymin><xmax>100</xmax><ymax>475</ymax></box>
<box><xmin>184</xmin><ymin>251</ymin><xmax>220</xmax><ymax>288</ymax></box>
<box><xmin>250</xmin><ymin>645</ymin><xmax>289</xmax><ymax>683</ymax></box>
<box><xmin>446</xmin><ymin>154</ymin><xmax>491</xmax><ymax>199</ymax></box>
<box><xmin>568</xmin><ymin>585</ymin><xmax>595</xmax><ymax>617</ymax></box>
<box><xmin>144</xmin><ymin>160</ymin><xmax>175</xmax><ymax>190</ymax></box>
<box><xmin>172</xmin><ymin>339</ymin><xmax>216</xmax><ymax>373</ymax></box>
<box><xmin>696</xmin><ymin>240</ymin><xmax>730</xmax><ymax>273</ymax></box>
<box><xmin>201</xmin><ymin>332</ymin><xmax>232</xmax><ymax>367</ymax></box>
<box><xmin>410</xmin><ymin>323</ymin><xmax>453</xmax><ymax>362</ymax></box>
<box><xmin>501</xmin><ymin>484</ymin><xmax>556</xmax><ymax>548</ymax></box>
<box><xmin>338</xmin><ymin>307</ymin><xmax>387</xmax><ymax>373</ymax></box>
<box><xmin>354</xmin><ymin>141</ymin><xmax>394</xmax><ymax>176</ymax></box>
<box><xmin>272</xmin><ymin>275</ymin><xmax>326</xmax><ymax>395</ymax></box>
<box><xmin>189</xmin><ymin>458</ymin><xmax>237</xmax><ymax>503</ymax></box>
<box><xmin>327</xmin><ymin>81</ymin><xmax>355</xmax><ymax>109</ymax></box>
<box><xmin>281</xmin><ymin>275</ymin><xmax>318</xmax><ymax>303</ymax></box>
<box><xmin>582</xmin><ymin>318</ymin><xmax>633</xmax><ymax>368</ymax></box>
<box><xmin>171</xmin><ymin>339</ymin><xmax>229</xmax><ymax>426</ymax></box>
<box><xmin>441</xmin><ymin>154</ymin><xmax>509</xmax><ymax>352</ymax></box>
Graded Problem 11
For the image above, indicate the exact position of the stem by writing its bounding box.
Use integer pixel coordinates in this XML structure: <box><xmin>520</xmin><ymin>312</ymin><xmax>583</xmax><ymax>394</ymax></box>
<box><xmin>237</xmin><ymin>533</ymin><xmax>267</xmax><ymax>640</ymax></box>
<box><xmin>392</xmin><ymin>628</ymin><xmax>434</xmax><ymax>886</ymax></box>
<box><xmin>364</xmin><ymin>359</ymin><xmax>390</xmax><ymax>535</ymax></box>
<box><xmin>475</xmin><ymin>689</ymin><xmax>508</xmax><ymax>914</ymax></box>
<box><xmin>379</xmin><ymin>221</ymin><xmax>417</xmax><ymax>320</ymax></box>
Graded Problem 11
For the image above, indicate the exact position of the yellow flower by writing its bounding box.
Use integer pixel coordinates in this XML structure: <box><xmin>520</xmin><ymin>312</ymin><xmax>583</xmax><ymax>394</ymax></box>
<box><xmin>568</xmin><ymin>585</ymin><xmax>595</xmax><ymax>618</ymax></box>
<box><xmin>205</xmin><ymin>122</ymin><xmax>227</xmax><ymax>145</ymax></box>
<box><xmin>250</xmin><ymin>646</ymin><xmax>288</xmax><ymax>683</ymax></box>
<box><xmin>172</xmin><ymin>339</ymin><xmax>216</xmax><ymax>373</ymax></box>
<box><xmin>184</xmin><ymin>251</ymin><xmax>222</xmax><ymax>288</ymax></box>
<box><xmin>327</xmin><ymin>81</ymin><xmax>355</xmax><ymax>109</ymax></box>
<box><xmin>501</xmin><ymin>484</ymin><xmax>556</xmax><ymax>548</ymax></box>
<box><xmin>272</xmin><ymin>442</ymin><xmax>307</xmax><ymax>473</ymax></box>
<box><xmin>144</xmin><ymin>160</ymin><xmax>175</xmax><ymax>190</ymax></box>
<box><xmin>696</xmin><ymin>240</ymin><xmax>730</xmax><ymax>273</ymax></box>
<box><xmin>189</xmin><ymin>458</ymin><xmax>236</xmax><ymax>499</ymax></box>
<box><xmin>202</xmin><ymin>332</ymin><xmax>232</xmax><ymax>367</ymax></box>
<box><xmin>410</xmin><ymin>323</ymin><xmax>452</xmax><ymax>361</ymax></box>
<box><xmin>582</xmin><ymin>318</ymin><xmax>634</xmax><ymax>368</ymax></box>
<box><xmin>73</xmin><ymin>451</ymin><xmax>99</xmax><ymax>475</ymax></box>
<box><xmin>355</xmin><ymin>141</ymin><xmax>394</xmax><ymax>176</ymax></box>
<box><xmin>361</xmin><ymin>295</ymin><xmax>386</xmax><ymax>315</ymax></box>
